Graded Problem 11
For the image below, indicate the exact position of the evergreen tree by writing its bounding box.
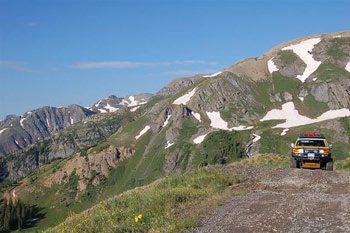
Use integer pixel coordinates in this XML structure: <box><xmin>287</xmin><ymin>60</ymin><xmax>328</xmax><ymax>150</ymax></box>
<box><xmin>0</xmin><ymin>198</ymin><xmax>33</xmax><ymax>231</ymax></box>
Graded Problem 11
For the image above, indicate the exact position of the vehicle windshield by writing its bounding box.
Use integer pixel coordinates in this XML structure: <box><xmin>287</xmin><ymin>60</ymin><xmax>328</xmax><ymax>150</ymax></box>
<box><xmin>296</xmin><ymin>139</ymin><xmax>326</xmax><ymax>147</ymax></box>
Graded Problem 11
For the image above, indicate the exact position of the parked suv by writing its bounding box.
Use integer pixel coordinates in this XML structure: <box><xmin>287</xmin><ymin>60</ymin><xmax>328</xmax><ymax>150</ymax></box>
<box><xmin>290</xmin><ymin>133</ymin><xmax>333</xmax><ymax>170</ymax></box>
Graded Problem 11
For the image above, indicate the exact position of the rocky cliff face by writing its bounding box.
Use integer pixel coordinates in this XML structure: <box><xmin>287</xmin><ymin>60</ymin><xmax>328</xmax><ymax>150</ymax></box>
<box><xmin>3</xmin><ymin>109</ymin><xmax>133</xmax><ymax>180</ymax></box>
<box><xmin>156</xmin><ymin>74</ymin><xmax>204</xmax><ymax>96</ymax></box>
<box><xmin>0</xmin><ymin>105</ymin><xmax>95</xmax><ymax>157</ymax></box>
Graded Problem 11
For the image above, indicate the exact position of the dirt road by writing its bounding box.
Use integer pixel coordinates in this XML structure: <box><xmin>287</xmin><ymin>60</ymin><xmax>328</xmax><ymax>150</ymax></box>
<box><xmin>192</xmin><ymin>167</ymin><xmax>350</xmax><ymax>233</ymax></box>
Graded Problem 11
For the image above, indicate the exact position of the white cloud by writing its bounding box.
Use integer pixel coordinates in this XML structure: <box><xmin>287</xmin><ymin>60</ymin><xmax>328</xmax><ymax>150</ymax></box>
<box><xmin>146</xmin><ymin>69</ymin><xmax>219</xmax><ymax>77</ymax></box>
<box><xmin>0</xmin><ymin>61</ymin><xmax>35</xmax><ymax>72</ymax></box>
<box><xmin>68</xmin><ymin>60</ymin><xmax>217</xmax><ymax>69</ymax></box>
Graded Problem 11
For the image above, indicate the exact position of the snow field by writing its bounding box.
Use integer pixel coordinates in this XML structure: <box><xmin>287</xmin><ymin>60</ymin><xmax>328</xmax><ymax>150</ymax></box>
<box><xmin>191</xmin><ymin>112</ymin><xmax>201</xmax><ymax>122</ymax></box>
<box><xmin>193</xmin><ymin>134</ymin><xmax>207</xmax><ymax>144</ymax></box>
<box><xmin>0</xmin><ymin>128</ymin><xmax>8</xmax><ymax>135</ymax></box>
<box><xmin>267</xmin><ymin>57</ymin><xmax>279</xmax><ymax>74</ymax></box>
<box><xmin>282</xmin><ymin>38</ymin><xmax>322</xmax><ymax>82</ymax></box>
<box><xmin>203</xmin><ymin>71</ymin><xmax>222</xmax><ymax>78</ymax></box>
<box><xmin>135</xmin><ymin>125</ymin><xmax>151</xmax><ymax>140</ymax></box>
<box><xmin>261</xmin><ymin>102</ymin><xmax>350</xmax><ymax>128</ymax></box>
<box><xmin>345</xmin><ymin>62</ymin><xmax>350</xmax><ymax>72</ymax></box>
<box><xmin>173</xmin><ymin>88</ymin><xmax>197</xmax><ymax>105</ymax></box>
<box><xmin>165</xmin><ymin>141</ymin><xmax>174</xmax><ymax>149</ymax></box>
<box><xmin>163</xmin><ymin>115</ymin><xmax>171</xmax><ymax>127</ymax></box>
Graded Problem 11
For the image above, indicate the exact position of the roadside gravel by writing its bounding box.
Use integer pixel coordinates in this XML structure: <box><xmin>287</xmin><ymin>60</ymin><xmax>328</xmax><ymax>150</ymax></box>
<box><xmin>192</xmin><ymin>167</ymin><xmax>350</xmax><ymax>233</ymax></box>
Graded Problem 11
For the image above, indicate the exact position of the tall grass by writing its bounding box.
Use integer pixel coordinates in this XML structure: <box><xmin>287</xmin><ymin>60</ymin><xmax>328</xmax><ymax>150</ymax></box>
<box><xmin>44</xmin><ymin>168</ymin><xmax>240</xmax><ymax>233</ymax></box>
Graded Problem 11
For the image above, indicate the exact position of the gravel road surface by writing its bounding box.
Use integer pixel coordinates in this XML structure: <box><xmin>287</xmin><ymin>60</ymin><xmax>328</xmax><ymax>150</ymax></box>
<box><xmin>192</xmin><ymin>167</ymin><xmax>350</xmax><ymax>233</ymax></box>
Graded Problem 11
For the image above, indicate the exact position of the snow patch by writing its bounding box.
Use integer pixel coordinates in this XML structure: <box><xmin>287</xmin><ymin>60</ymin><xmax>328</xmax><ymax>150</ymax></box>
<box><xmin>299</xmin><ymin>97</ymin><xmax>304</xmax><ymax>102</ymax></box>
<box><xmin>165</xmin><ymin>140</ymin><xmax>174</xmax><ymax>149</ymax></box>
<box><xmin>83</xmin><ymin>121</ymin><xmax>87</xmax><ymax>124</ymax></box>
<box><xmin>333</xmin><ymin>35</ymin><xmax>342</xmax><ymax>38</ymax></box>
<box><xmin>252</xmin><ymin>133</ymin><xmax>261</xmax><ymax>143</ymax></box>
<box><xmin>70</xmin><ymin>117</ymin><xmax>74</xmax><ymax>125</ymax></box>
<box><xmin>203</xmin><ymin>71</ymin><xmax>222</xmax><ymax>78</ymax></box>
<box><xmin>130</xmin><ymin>106</ymin><xmax>140</xmax><ymax>112</ymax></box>
<box><xmin>163</xmin><ymin>115</ymin><xmax>171</xmax><ymax>127</ymax></box>
<box><xmin>282</xmin><ymin>38</ymin><xmax>322</xmax><ymax>82</ymax></box>
<box><xmin>94</xmin><ymin>100</ymin><xmax>103</xmax><ymax>107</ymax></box>
<box><xmin>104</xmin><ymin>103</ymin><xmax>119</xmax><ymax>112</ymax></box>
<box><xmin>267</xmin><ymin>57</ymin><xmax>279</xmax><ymax>73</ymax></box>
<box><xmin>281</xmin><ymin>129</ymin><xmax>289</xmax><ymax>136</ymax></box>
<box><xmin>191</xmin><ymin>112</ymin><xmax>201</xmax><ymax>122</ymax></box>
<box><xmin>232</xmin><ymin>125</ymin><xmax>254</xmax><ymax>131</ymax></box>
<box><xmin>207</xmin><ymin>111</ymin><xmax>253</xmax><ymax>131</ymax></box>
<box><xmin>173</xmin><ymin>88</ymin><xmax>196</xmax><ymax>105</ymax></box>
<box><xmin>46</xmin><ymin>118</ymin><xmax>50</xmax><ymax>127</ymax></box>
<box><xmin>99</xmin><ymin>108</ymin><xmax>107</xmax><ymax>113</ymax></box>
<box><xmin>15</xmin><ymin>140</ymin><xmax>20</xmax><ymax>146</ymax></box>
<box><xmin>193</xmin><ymin>134</ymin><xmax>207</xmax><ymax>144</ymax></box>
<box><xmin>128</xmin><ymin>96</ymin><xmax>137</xmax><ymax>106</ymax></box>
<box><xmin>120</xmin><ymin>96</ymin><xmax>147</xmax><ymax>107</ymax></box>
<box><xmin>0</xmin><ymin>128</ymin><xmax>8</xmax><ymax>135</ymax></box>
<box><xmin>20</xmin><ymin>118</ymin><xmax>26</xmax><ymax>128</ymax></box>
<box><xmin>313</xmin><ymin>78</ymin><xmax>317</xmax><ymax>81</ymax></box>
<box><xmin>345</xmin><ymin>62</ymin><xmax>350</xmax><ymax>73</ymax></box>
<box><xmin>135</xmin><ymin>125</ymin><xmax>151</xmax><ymax>140</ymax></box>
<box><xmin>260</xmin><ymin>102</ymin><xmax>350</xmax><ymax>128</ymax></box>
<box><xmin>207</xmin><ymin>111</ymin><xmax>229</xmax><ymax>130</ymax></box>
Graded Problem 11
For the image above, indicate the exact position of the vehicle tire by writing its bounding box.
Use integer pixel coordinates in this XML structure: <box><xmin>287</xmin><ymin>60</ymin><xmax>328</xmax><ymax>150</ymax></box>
<box><xmin>290</xmin><ymin>157</ymin><xmax>297</xmax><ymax>168</ymax></box>
<box><xmin>326</xmin><ymin>160</ymin><xmax>333</xmax><ymax>171</ymax></box>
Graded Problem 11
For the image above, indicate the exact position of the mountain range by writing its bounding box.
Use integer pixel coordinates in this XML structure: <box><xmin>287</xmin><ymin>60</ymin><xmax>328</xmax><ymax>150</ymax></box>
<box><xmin>0</xmin><ymin>30</ymin><xmax>349</xmax><ymax>231</ymax></box>
<box><xmin>0</xmin><ymin>94</ymin><xmax>153</xmax><ymax>157</ymax></box>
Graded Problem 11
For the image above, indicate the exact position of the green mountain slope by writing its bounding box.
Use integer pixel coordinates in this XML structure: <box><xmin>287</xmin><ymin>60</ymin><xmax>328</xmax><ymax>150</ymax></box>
<box><xmin>2</xmin><ymin>31</ymin><xmax>350</xmax><ymax>231</ymax></box>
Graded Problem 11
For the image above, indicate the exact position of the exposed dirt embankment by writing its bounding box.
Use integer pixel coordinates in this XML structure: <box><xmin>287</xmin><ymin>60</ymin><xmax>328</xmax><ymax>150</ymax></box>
<box><xmin>192</xmin><ymin>167</ymin><xmax>350</xmax><ymax>233</ymax></box>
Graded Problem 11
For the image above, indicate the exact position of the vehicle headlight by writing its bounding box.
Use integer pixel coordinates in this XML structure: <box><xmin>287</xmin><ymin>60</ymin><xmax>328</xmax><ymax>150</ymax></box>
<box><xmin>298</xmin><ymin>149</ymin><xmax>303</xmax><ymax>153</ymax></box>
<box><xmin>319</xmin><ymin>149</ymin><xmax>324</xmax><ymax>154</ymax></box>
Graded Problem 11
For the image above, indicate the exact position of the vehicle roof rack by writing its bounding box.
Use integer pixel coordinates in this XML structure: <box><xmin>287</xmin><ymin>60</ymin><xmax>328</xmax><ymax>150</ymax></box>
<box><xmin>298</xmin><ymin>133</ymin><xmax>325</xmax><ymax>139</ymax></box>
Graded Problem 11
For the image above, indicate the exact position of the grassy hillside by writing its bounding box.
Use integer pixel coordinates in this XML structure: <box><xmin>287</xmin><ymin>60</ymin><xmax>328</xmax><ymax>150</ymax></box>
<box><xmin>43</xmin><ymin>167</ymin><xmax>242</xmax><ymax>233</ymax></box>
<box><xmin>42</xmin><ymin>153</ymin><xmax>294</xmax><ymax>233</ymax></box>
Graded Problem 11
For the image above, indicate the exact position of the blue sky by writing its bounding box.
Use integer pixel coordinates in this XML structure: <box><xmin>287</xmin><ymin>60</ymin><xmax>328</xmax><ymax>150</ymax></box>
<box><xmin>0</xmin><ymin>0</ymin><xmax>349</xmax><ymax>118</ymax></box>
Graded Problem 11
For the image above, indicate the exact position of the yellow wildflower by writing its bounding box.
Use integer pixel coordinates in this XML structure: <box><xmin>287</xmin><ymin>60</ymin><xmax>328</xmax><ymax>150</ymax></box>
<box><xmin>135</xmin><ymin>216</ymin><xmax>139</xmax><ymax>222</ymax></box>
<box><xmin>138</xmin><ymin>214</ymin><xmax>142</xmax><ymax>219</ymax></box>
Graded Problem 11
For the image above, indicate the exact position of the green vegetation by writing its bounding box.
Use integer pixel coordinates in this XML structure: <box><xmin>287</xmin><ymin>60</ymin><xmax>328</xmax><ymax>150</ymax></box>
<box><xmin>192</xmin><ymin>130</ymin><xmax>249</xmax><ymax>167</ymax></box>
<box><xmin>231</xmin><ymin>154</ymin><xmax>289</xmax><ymax>168</ymax></box>
<box><xmin>44</xmin><ymin>168</ymin><xmax>241</xmax><ymax>233</ymax></box>
<box><xmin>272</xmin><ymin>73</ymin><xmax>301</xmax><ymax>95</ymax></box>
<box><xmin>89</xmin><ymin>141</ymin><xmax>110</xmax><ymax>154</ymax></box>
<box><xmin>335</xmin><ymin>157</ymin><xmax>350</xmax><ymax>170</ymax></box>
<box><xmin>250</xmin><ymin>80</ymin><xmax>273</xmax><ymax>109</ymax></box>
<box><xmin>0</xmin><ymin>199</ymin><xmax>37</xmax><ymax>232</ymax></box>
<box><xmin>259</xmin><ymin>130</ymin><xmax>291</xmax><ymax>155</ymax></box>
<box><xmin>168</xmin><ymin>118</ymin><xmax>198</xmax><ymax>172</ymax></box>
<box><xmin>278</xmin><ymin>50</ymin><xmax>299</xmax><ymax>65</ymax></box>
<box><xmin>108</xmin><ymin>116</ymin><xmax>147</xmax><ymax>147</ymax></box>
<box><xmin>313</xmin><ymin>62</ymin><xmax>350</xmax><ymax>82</ymax></box>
